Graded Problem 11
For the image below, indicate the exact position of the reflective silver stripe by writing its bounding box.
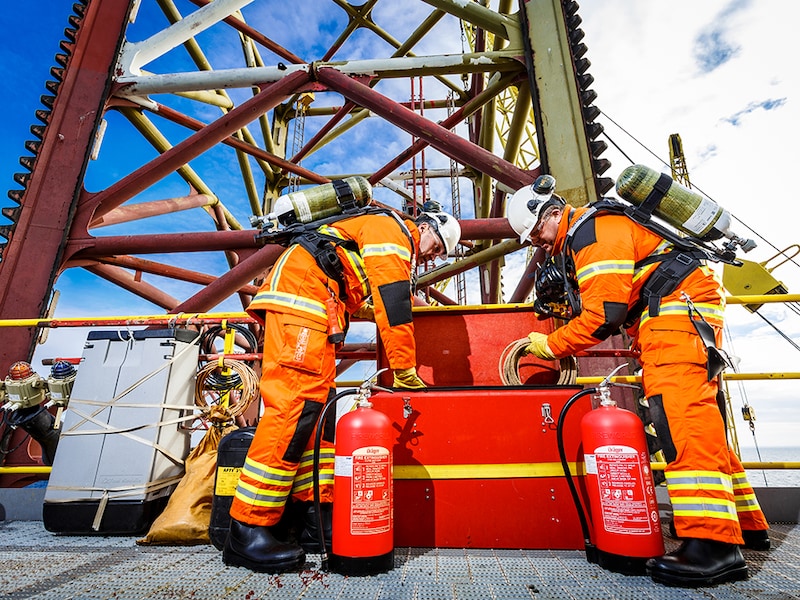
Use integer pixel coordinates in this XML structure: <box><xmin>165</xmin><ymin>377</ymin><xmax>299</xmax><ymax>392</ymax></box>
<box><xmin>670</xmin><ymin>497</ymin><xmax>739</xmax><ymax>520</ymax></box>
<box><xmin>362</xmin><ymin>241</ymin><xmax>411</xmax><ymax>262</ymax></box>
<box><xmin>233</xmin><ymin>479</ymin><xmax>291</xmax><ymax>507</ymax></box>
<box><xmin>575</xmin><ymin>259</ymin><xmax>634</xmax><ymax>285</ymax></box>
<box><xmin>665</xmin><ymin>471</ymin><xmax>733</xmax><ymax>492</ymax></box>
<box><xmin>666</xmin><ymin>471</ymin><xmax>737</xmax><ymax>520</ymax></box>
<box><xmin>251</xmin><ymin>290</ymin><xmax>327</xmax><ymax>318</ymax></box>
<box><xmin>241</xmin><ymin>456</ymin><xmax>296</xmax><ymax>486</ymax></box>
<box><xmin>291</xmin><ymin>468</ymin><xmax>334</xmax><ymax>493</ymax></box>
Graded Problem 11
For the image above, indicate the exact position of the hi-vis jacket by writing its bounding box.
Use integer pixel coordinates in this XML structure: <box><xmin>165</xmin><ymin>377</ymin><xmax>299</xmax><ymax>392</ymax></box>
<box><xmin>247</xmin><ymin>212</ymin><xmax>421</xmax><ymax>370</ymax></box>
<box><xmin>545</xmin><ymin>206</ymin><xmax>724</xmax><ymax>357</ymax></box>
<box><xmin>543</xmin><ymin>206</ymin><xmax>767</xmax><ymax>544</ymax></box>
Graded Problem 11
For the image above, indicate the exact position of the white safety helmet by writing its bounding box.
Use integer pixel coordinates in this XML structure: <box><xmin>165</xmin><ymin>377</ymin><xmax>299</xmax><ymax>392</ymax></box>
<box><xmin>419</xmin><ymin>211</ymin><xmax>461</xmax><ymax>256</ymax></box>
<box><xmin>506</xmin><ymin>174</ymin><xmax>563</xmax><ymax>243</ymax></box>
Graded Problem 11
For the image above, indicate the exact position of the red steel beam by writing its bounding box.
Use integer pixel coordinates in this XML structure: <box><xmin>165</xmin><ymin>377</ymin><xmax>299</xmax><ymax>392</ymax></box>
<box><xmin>90</xmin><ymin>192</ymin><xmax>216</xmax><ymax>228</ymax></box>
<box><xmin>187</xmin><ymin>0</ymin><xmax>306</xmax><ymax>65</ymax></box>
<box><xmin>0</xmin><ymin>0</ymin><xmax>134</xmax><ymax>371</ymax></box>
<box><xmin>85</xmin><ymin>263</ymin><xmax>180</xmax><ymax>310</ymax></box>
<box><xmin>79</xmin><ymin>69</ymin><xmax>312</xmax><ymax>225</ymax></box>
<box><xmin>150</xmin><ymin>104</ymin><xmax>328</xmax><ymax>185</ymax></box>
<box><xmin>316</xmin><ymin>68</ymin><xmax>534</xmax><ymax>191</ymax></box>
<box><xmin>95</xmin><ymin>255</ymin><xmax>260</xmax><ymax>296</ymax></box>
<box><xmin>171</xmin><ymin>243</ymin><xmax>285</xmax><ymax>313</ymax></box>
<box><xmin>68</xmin><ymin>229</ymin><xmax>258</xmax><ymax>258</ymax></box>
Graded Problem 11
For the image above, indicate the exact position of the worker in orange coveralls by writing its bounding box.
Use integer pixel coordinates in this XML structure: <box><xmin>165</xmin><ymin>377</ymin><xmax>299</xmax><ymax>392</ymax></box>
<box><xmin>223</xmin><ymin>208</ymin><xmax>461</xmax><ymax>573</ymax></box>
<box><xmin>506</xmin><ymin>176</ymin><xmax>769</xmax><ymax>588</ymax></box>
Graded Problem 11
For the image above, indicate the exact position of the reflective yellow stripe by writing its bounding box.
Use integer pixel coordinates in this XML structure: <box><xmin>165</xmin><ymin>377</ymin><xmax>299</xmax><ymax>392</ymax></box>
<box><xmin>665</xmin><ymin>470</ymin><xmax>733</xmax><ymax>491</ymax></box>
<box><xmin>292</xmin><ymin>467</ymin><xmax>334</xmax><ymax>493</ymax></box>
<box><xmin>241</xmin><ymin>457</ymin><xmax>295</xmax><ymax>486</ymax></box>
<box><xmin>670</xmin><ymin>497</ymin><xmax>739</xmax><ymax>520</ymax></box>
<box><xmin>251</xmin><ymin>290</ymin><xmax>327</xmax><ymax>319</ymax></box>
<box><xmin>731</xmin><ymin>472</ymin><xmax>752</xmax><ymax>489</ymax></box>
<box><xmin>640</xmin><ymin>300</ymin><xmax>724</xmax><ymax>327</ymax></box>
<box><xmin>393</xmin><ymin>462</ymin><xmax>583</xmax><ymax>480</ymax></box>
<box><xmin>735</xmin><ymin>493</ymin><xmax>763</xmax><ymax>512</ymax></box>
<box><xmin>666</xmin><ymin>471</ymin><xmax>737</xmax><ymax>520</ymax></box>
<box><xmin>576</xmin><ymin>259</ymin><xmax>634</xmax><ymax>285</ymax></box>
<box><xmin>362</xmin><ymin>241</ymin><xmax>411</xmax><ymax>262</ymax></box>
<box><xmin>298</xmin><ymin>448</ymin><xmax>335</xmax><ymax>467</ymax></box>
<box><xmin>234</xmin><ymin>478</ymin><xmax>291</xmax><ymax>507</ymax></box>
<box><xmin>268</xmin><ymin>244</ymin><xmax>298</xmax><ymax>286</ymax></box>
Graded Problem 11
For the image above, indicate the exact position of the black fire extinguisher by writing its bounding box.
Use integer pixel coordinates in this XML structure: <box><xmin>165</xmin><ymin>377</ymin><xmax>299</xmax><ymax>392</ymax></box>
<box><xmin>557</xmin><ymin>365</ymin><xmax>665</xmax><ymax>575</ymax></box>
<box><xmin>312</xmin><ymin>372</ymin><xmax>394</xmax><ymax>575</ymax></box>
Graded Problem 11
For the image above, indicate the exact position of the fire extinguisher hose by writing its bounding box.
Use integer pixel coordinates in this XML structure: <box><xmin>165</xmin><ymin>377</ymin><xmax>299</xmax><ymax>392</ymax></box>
<box><xmin>556</xmin><ymin>387</ymin><xmax>598</xmax><ymax>555</ymax></box>
<box><xmin>312</xmin><ymin>388</ymin><xmax>358</xmax><ymax>571</ymax></box>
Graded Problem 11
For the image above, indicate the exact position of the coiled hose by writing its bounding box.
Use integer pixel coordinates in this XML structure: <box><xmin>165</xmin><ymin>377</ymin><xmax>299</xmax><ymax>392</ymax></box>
<box><xmin>194</xmin><ymin>358</ymin><xmax>259</xmax><ymax>424</ymax></box>
<box><xmin>499</xmin><ymin>337</ymin><xmax>578</xmax><ymax>385</ymax></box>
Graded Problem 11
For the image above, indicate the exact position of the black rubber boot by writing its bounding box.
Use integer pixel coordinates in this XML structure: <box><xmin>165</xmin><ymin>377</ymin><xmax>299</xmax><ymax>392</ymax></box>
<box><xmin>298</xmin><ymin>502</ymin><xmax>333</xmax><ymax>554</ymax></box>
<box><xmin>742</xmin><ymin>529</ymin><xmax>771</xmax><ymax>551</ymax></box>
<box><xmin>223</xmin><ymin>519</ymin><xmax>305</xmax><ymax>573</ymax></box>
<box><xmin>646</xmin><ymin>538</ymin><xmax>748</xmax><ymax>587</ymax></box>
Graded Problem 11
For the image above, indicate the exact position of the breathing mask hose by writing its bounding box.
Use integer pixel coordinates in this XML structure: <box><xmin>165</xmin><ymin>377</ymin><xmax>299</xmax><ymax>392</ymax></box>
<box><xmin>556</xmin><ymin>387</ymin><xmax>598</xmax><ymax>553</ymax></box>
<box><xmin>312</xmin><ymin>388</ymin><xmax>357</xmax><ymax>571</ymax></box>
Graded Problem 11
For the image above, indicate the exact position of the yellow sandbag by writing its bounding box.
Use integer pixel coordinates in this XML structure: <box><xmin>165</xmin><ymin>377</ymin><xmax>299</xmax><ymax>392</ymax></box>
<box><xmin>137</xmin><ymin>419</ymin><xmax>237</xmax><ymax>546</ymax></box>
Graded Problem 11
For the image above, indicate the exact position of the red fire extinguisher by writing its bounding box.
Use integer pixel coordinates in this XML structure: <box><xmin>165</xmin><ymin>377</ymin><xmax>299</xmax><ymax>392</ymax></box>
<box><xmin>557</xmin><ymin>366</ymin><xmax>664</xmax><ymax>576</ymax></box>
<box><xmin>329</xmin><ymin>393</ymin><xmax>394</xmax><ymax>576</ymax></box>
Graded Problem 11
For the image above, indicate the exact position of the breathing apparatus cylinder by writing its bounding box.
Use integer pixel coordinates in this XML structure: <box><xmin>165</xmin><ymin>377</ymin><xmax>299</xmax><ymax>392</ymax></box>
<box><xmin>330</xmin><ymin>398</ymin><xmax>394</xmax><ymax>575</ymax></box>
<box><xmin>271</xmin><ymin>176</ymin><xmax>372</xmax><ymax>226</ymax></box>
<box><xmin>581</xmin><ymin>396</ymin><xmax>664</xmax><ymax>575</ymax></box>
<box><xmin>616</xmin><ymin>164</ymin><xmax>736</xmax><ymax>243</ymax></box>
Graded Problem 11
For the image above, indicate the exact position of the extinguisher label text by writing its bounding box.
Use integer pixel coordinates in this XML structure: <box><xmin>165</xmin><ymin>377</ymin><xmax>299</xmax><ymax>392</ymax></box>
<box><xmin>591</xmin><ymin>445</ymin><xmax>658</xmax><ymax>536</ymax></box>
<box><xmin>350</xmin><ymin>446</ymin><xmax>392</xmax><ymax>535</ymax></box>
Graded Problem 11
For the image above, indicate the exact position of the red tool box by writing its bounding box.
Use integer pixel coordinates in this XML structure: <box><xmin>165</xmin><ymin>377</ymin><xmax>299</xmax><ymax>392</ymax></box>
<box><xmin>372</xmin><ymin>306</ymin><xmax>589</xmax><ymax>549</ymax></box>
<box><xmin>369</xmin><ymin>386</ymin><xmax>588</xmax><ymax>549</ymax></box>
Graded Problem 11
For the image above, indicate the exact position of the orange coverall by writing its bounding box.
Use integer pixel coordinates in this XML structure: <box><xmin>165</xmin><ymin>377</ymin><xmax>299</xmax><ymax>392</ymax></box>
<box><xmin>544</xmin><ymin>207</ymin><xmax>767</xmax><ymax>545</ymax></box>
<box><xmin>230</xmin><ymin>212</ymin><xmax>421</xmax><ymax>527</ymax></box>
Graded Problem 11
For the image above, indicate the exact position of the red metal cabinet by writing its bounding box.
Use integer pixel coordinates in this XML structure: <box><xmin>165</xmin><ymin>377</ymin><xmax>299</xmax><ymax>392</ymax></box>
<box><xmin>369</xmin><ymin>386</ymin><xmax>589</xmax><ymax>549</ymax></box>
<box><xmin>377</xmin><ymin>305</ymin><xmax>561</xmax><ymax>388</ymax></box>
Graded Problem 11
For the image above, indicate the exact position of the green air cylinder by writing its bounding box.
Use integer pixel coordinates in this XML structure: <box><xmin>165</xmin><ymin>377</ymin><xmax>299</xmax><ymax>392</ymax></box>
<box><xmin>272</xmin><ymin>176</ymin><xmax>372</xmax><ymax>226</ymax></box>
<box><xmin>615</xmin><ymin>164</ymin><xmax>732</xmax><ymax>242</ymax></box>
<box><xmin>209</xmin><ymin>427</ymin><xmax>255</xmax><ymax>550</ymax></box>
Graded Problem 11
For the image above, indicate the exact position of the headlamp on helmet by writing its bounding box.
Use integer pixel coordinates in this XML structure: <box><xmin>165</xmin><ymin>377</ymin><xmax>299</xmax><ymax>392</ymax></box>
<box><xmin>506</xmin><ymin>174</ymin><xmax>564</xmax><ymax>244</ymax></box>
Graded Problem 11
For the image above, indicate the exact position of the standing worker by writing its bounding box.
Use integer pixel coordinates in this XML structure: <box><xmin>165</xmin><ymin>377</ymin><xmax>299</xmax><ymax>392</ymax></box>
<box><xmin>223</xmin><ymin>206</ymin><xmax>461</xmax><ymax>573</ymax></box>
<box><xmin>506</xmin><ymin>177</ymin><xmax>769</xmax><ymax>588</ymax></box>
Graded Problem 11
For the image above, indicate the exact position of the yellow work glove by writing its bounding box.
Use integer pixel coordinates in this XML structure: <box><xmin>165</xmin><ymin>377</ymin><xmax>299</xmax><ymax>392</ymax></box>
<box><xmin>353</xmin><ymin>302</ymin><xmax>375</xmax><ymax>322</ymax></box>
<box><xmin>524</xmin><ymin>332</ymin><xmax>556</xmax><ymax>360</ymax></box>
<box><xmin>393</xmin><ymin>367</ymin><xmax>426</xmax><ymax>389</ymax></box>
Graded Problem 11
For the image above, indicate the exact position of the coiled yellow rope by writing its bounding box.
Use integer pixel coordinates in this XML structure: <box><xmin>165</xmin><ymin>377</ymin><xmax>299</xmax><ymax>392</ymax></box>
<box><xmin>194</xmin><ymin>358</ymin><xmax>260</xmax><ymax>421</ymax></box>
<box><xmin>499</xmin><ymin>338</ymin><xmax>577</xmax><ymax>386</ymax></box>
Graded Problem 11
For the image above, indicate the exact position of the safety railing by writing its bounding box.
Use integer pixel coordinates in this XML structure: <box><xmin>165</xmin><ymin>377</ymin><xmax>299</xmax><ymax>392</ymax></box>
<box><xmin>1</xmin><ymin>293</ymin><xmax>798</xmax><ymax>479</ymax></box>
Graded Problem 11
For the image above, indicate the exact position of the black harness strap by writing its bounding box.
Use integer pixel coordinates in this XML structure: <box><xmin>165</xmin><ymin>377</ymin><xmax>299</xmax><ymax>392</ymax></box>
<box><xmin>629</xmin><ymin>172</ymin><xmax>672</xmax><ymax>223</ymax></box>
<box><xmin>563</xmin><ymin>199</ymin><xmax>708</xmax><ymax>324</ymax></box>
<box><xmin>332</xmin><ymin>178</ymin><xmax>358</xmax><ymax>212</ymax></box>
<box><xmin>639</xmin><ymin>251</ymin><xmax>702</xmax><ymax>318</ymax></box>
<box><xmin>294</xmin><ymin>231</ymin><xmax>356</xmax><ymax>301</ymax></box>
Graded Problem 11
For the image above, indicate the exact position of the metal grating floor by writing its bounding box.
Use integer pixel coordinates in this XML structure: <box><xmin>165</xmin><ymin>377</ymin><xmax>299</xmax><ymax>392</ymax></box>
<box><xmin>1</xmin><ymin>521</ymin><xmax>799</xmax><ymax>599</ymax></box>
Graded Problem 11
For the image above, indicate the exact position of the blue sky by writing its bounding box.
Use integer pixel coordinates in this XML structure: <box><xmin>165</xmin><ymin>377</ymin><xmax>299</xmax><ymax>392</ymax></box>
<box><xmin>1</xmin><ymin>1</ymin><xmax>798</xmax><ymax>447</ymax></box>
